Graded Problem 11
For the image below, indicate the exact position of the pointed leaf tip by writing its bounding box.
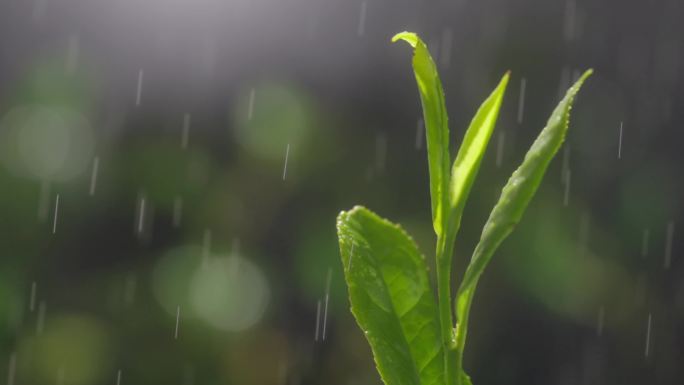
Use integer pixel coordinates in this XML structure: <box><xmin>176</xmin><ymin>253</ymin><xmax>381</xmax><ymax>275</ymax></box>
<box><xmin>444</xmin><ymin>70</ymin><xmax>510</xmax><ymax>250</ymax></box>
<box><xmin>574</xmin><ymin>69</ymin><xmax>593</xmax><ymax>89</ymax></box>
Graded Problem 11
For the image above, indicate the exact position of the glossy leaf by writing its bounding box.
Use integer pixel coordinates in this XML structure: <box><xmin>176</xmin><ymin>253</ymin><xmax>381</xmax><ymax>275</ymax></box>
<box><xmin>337</xmin><ymin>206</ymin><xmax>444</xmax><ymax>385</ymax></box>
<box><xmin>454</xmin><ymin>70</ymin><xmax>593</xmax><ymax>371</ymax></box>
<box><xmin>391</xmin><ymin>35</ymin><xmax>459</xmax><ymax>385</ymax></box>
<box><xmin>446</xmin><ymin>73</ymin><xmax>510</xmax><ymax>242</ymax></box>
<box><xmin>392</xmin><ymin>32</ymin><xmax>450</xmax><ymax>238</ymax></box>
<box><xmin>458</xmin><ymin>69</ymin><xmax>592</xmax><ymax>298</ymax></box>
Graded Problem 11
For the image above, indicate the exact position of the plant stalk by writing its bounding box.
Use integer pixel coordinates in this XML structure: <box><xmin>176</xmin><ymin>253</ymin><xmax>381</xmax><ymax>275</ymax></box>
<box><xmin>454</xmin><ymin>286</ymin><xmax>475</xmax><ymax>385</ymax></box>
<box><xmin>436</xmin><ymin>233</ymin><xmax>458</xmax><ymax>385</ymax></box>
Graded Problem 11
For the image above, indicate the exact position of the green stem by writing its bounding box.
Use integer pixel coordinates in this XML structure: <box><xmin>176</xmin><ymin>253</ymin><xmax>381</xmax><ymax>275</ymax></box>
<box><xmin>436</xmin><ymin>233</ymin><xmax>457</xmax><ymax>385</ymax></box>
<box><xmin>454</xmin><ymin>286</ymin><xmax>475</xmax><ymax>385</ymax></box>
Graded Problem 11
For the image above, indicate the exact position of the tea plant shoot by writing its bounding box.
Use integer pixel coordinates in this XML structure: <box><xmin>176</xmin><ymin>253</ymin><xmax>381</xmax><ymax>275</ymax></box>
<box><xmin>336</xmin><ymin>31</ymin><xmax>592</xmax><ymax>385</ymax></box>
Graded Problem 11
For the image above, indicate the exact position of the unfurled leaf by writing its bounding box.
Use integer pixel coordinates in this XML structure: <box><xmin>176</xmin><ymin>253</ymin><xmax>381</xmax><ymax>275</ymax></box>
<box><xmin>337</xmin><ymin>206</ymin><xmax>444</xmax><ymax>385</ymax></box>
<box><xmin>458</xmin><ymin>69</ymin><xmax>592</xmax><ymax>297</ymax></box>
<box><xmin>455</xmin><ymin>70</ymin><xmax>593</xmax><ymax>360</ymax></box>
<box><xmin>338</xmin><ymin>29</ymin><xmax>593</xmax><ymax>385</ymax></box>
<box><xmin>446</xmin><ymin>73</ymin><xmax>510</xmax><ymax>242</ymax></box>
<box><xmin>392</xmin><ymin>32</ymin><xmax>450</xmax><ymax>239</ymax></box>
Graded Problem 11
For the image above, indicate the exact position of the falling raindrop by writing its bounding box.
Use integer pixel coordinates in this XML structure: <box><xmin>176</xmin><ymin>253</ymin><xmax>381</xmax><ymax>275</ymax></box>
<box><xmin>644</xmin><ymin>313</ymin><xmax>652</xmax><ymax>357</ymax></box>
<box><xmin>7</xmin><ymin>352</ymin><xmax>16</xmax><ymax>385</ymax></box>
<box><xmin>29</xmin><ymin>281</ymin><xmax>37</xmax><ymax>312</ymax></box>
<box><xmin>116</xmin><ymin>369</ymin><xmax>122</xmax><ymax>385</ymax></box>
<box><xmin>52</xmin><ymin>193</ymin><xmax>60</xmax><ymax>234</ymax></box>
<box><xmin>618</xmin><ymin>122</ymin><xmax>623</xmax><ymax>159</ymax></box>
<box><xmin>322</xmin><ymin>268</ymin><xmax>332</xmax><ymax>341</ymax></box>
<box><xmin>282</xmin><ymin>143</ymin><xmax>290</xmax><ymax>180</ymax></box>
<box><xmin>314</xmin><ymin>299</ymin><xmax>321</xmax><ymax>341</ymax></box>
<box><xmin>136</xmin><ymin>194</ymin><xmax>146</xmax><ymax>235</ymax></box>
<box><xmin>561</xmin><ymin>144</ymin><xmax>570</xmax><ymax>183</ymax></box>
<box><xmin>517</xmin><ymin>78</ymin><xmax>527</xmax><ymax>124</ymax></box>
<box><xmin>135</xmin><ymin>70</ymin><xmax>144</xmax><ymax>107</ymax></box>
<box><xmin>181</xmin><ymin>114</ymin><xmax>191</xmax><ymax>149</ymax></box>
<box><xmin>357</xmin><ymin>1</ymin><xmax>367</xmax><ymax>37</ymax></box>
<box><xmin>174</xmin><ymin>305</ymin><xmax>180</xmax><ymax>340</ymax></box>
<box><xmin>664</xmin><ymin>221</ymin><xmax>675</xmax><ymax>269</ymax></box>
<box><xmin>247</xmin><ymin>89</ymin><xmax>256</xmax><ymax>121</ymax></box>
<box><xmin>89</xmin><ymin>156</ymin><xmax>99</xmax><ymax>196</ymax></box>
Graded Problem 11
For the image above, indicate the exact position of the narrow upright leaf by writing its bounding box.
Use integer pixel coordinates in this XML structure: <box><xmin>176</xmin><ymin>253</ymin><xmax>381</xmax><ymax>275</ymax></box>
<box><xmin>454</xmin><ymin>72</ymin><xmax>593</xmax><ymax>371</ymax></box>
<box><xmin>392</xmin><ymin>32</ymin><xmax>450</xmax><ymax>238</ymax></box>
<box><xmin>446</xmin><ymin>73</ymin><xmax>510</xmax><ymax>245</ymax></box>
<box><xmin>458</xmin><ymin>70</ymin><xmax>592</xmax><ymax>298</ymax></box>
<box><xmin>337</xmin><ymin>206</ymin><xmax>444</xmax><ymax>385</ymax></box>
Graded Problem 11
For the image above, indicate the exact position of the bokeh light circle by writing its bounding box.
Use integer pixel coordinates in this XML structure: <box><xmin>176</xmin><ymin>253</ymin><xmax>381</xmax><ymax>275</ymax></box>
<box><xmin>0</xmin><ymin>105</ymin><xmax>94</xmax><ymax>181</ymax></box>
<box><xmin>190</xmin><ymin>255</ymin><xmax>270</xmax><ymax>332</ymax></box>
<box><xmin>153</xmin><ymin>246</ymin><xmax>270</xmax><ymax>332</ymax></box>
<box><xmin>232</xmin><ymin>83</ymin><xmax>313</xmax><ymax>161</ymax></box>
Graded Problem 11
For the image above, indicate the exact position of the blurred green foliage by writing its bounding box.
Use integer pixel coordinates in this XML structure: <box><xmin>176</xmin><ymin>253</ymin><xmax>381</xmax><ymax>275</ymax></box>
<box><xmin>0</xmin><ymin>1</ymin><xmax>682</xmax><ymax>384</ymax></box>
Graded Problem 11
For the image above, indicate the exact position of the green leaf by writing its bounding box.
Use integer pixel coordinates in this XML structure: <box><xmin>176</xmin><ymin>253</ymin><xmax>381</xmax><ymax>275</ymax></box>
<box><xmin>453</xmin><ymin>70</ymin><xmax>593</xmax><ymax>376</ymax></box>
<box><xmin>446</xmin><ymin>73</ymin><xmax>510</xmax><ymax>241</ymax></box>
<box><xmin>337</xmin><ymin>206</ymin><xmax>444</xmax><ymax>385</ymax></box>
<box><xmin>458</xmin><ymin>69</ymin><xmax>593</xmax><ymax>298</ymax></box>
<box><xmin>392</xmin><ymin>32</ymin><xmax>450</xmax><ymax>238</ymax></box>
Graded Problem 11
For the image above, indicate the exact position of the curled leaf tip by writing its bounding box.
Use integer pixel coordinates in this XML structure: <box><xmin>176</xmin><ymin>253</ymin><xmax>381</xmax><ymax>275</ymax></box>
<box><xmin>391</xmin><ymin>31</ymin><xmax>418</xmax><ymax>47</ymax></box>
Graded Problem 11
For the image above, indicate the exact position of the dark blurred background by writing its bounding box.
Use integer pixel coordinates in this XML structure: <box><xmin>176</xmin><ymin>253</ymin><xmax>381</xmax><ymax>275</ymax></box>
<box><xmin>0</xmin><ymin>0</ymin><xmax>682</xmax><ymax>384</ymax></box>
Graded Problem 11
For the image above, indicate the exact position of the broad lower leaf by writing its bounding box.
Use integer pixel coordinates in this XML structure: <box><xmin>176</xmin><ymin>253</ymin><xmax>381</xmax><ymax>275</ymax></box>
<box><xmin>446</xmin><ymin>73</ymin><xmax>509</xmax><ymax>243</ymax></box>
<box><xmin>337</xmin><ymin>206</ymin><xmax>444</xmax><ymax>385</ymax></box>
<box><xmin>392</xmin><ymin>32</ymin><xmax>450</xmax><ymax>238</ymax></box>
